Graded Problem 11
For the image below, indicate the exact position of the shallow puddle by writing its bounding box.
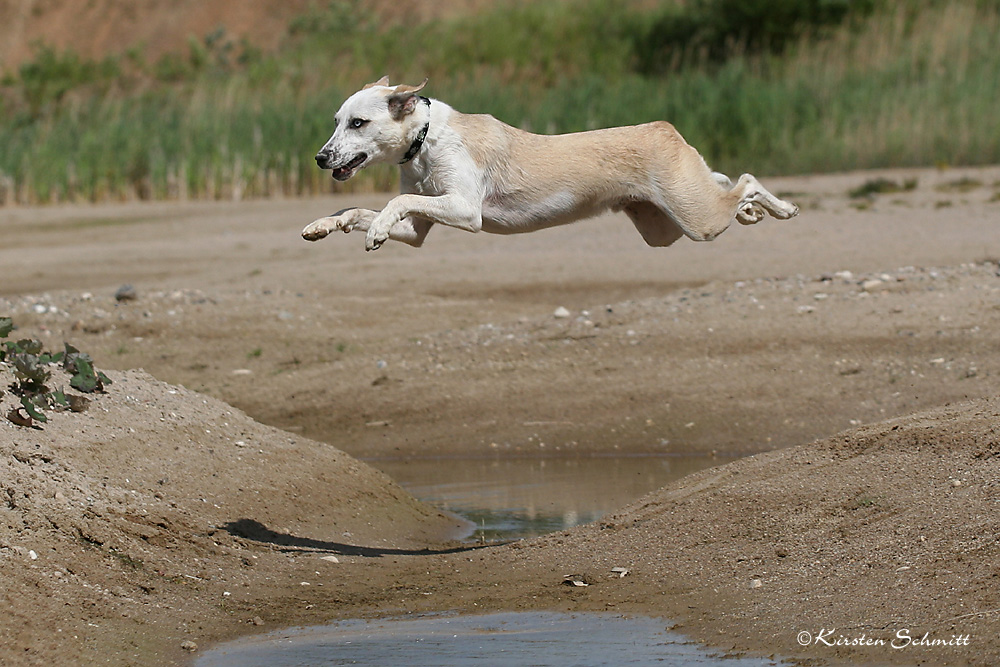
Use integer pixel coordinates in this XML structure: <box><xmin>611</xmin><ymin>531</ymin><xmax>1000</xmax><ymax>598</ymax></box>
<box><xmin>370</xmin><ymin>455</ymin><xmax>726</xmax><ymax>540</ymax></box>
<box><xmin>197</xmin><ymin>611</ymin><xmax>783</xmax><ymax>667</ymax></box>
<box><xmin>197</xmin><ymin>458</ymin><xmax>772</xmax><ymax>665</ymax></box>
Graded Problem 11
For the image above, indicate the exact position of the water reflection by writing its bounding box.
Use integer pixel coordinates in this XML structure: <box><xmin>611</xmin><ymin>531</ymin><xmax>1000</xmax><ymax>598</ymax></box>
<box><xmin>197</xmin><ymin>612</ymin><xmax>786</xmax><ymax>667</ymax></box>
<box><xmin>370</xmin><ymin>455</ymin><xmax>725</xmax><ymax>540</ymax></box>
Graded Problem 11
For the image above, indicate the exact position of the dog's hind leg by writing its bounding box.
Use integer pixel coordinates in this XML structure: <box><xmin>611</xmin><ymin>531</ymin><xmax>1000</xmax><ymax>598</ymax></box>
<box><xmin>729</xmin><ymin>173</ymin><xmax>798</xmax><ymax>225</ymax></box>
<box><xmin>623</xmin><ymin>200</ymin><xmax>685</xmax><ymax>247</ymax></box>
<box><xmin>711</xmin><ymin>171</ymin><xmax>767</xmax><ymax>223</ymax></box>
<box><xmin>711</xmin><ymin>171</ymin><xmax>733</xmax><ymax>188</ymax></box>
<box><xmin>302</xmin><ymin>208</ymin><xmax>434</xmax><ymax>247</ymax></box>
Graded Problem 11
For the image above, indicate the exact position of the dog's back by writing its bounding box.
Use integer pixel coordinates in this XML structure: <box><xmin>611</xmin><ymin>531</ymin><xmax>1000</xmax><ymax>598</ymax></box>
<box><xmin>442</xmin><ymin>109</ymin><xmax>721</xmax><ymax>233</ymax></box>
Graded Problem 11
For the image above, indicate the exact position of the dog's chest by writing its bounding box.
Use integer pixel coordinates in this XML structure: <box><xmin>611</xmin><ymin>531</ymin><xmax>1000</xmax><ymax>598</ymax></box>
<box><xmin>403</xmin><ymin>162</ymin><xmax>449</xmax><ymax>197</ymax></box>
<box><xmin>480</xmin><ymin>189</ymin><xmax>586</xmax><ymax>231</ymax></box>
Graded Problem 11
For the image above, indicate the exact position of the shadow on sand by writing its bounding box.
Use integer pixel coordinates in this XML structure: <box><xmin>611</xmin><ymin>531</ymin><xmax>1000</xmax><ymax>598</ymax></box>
<box><xmin>222</xmin><ymin>518</ymin><xmax>493</xmax><ymax>558</ymax></box>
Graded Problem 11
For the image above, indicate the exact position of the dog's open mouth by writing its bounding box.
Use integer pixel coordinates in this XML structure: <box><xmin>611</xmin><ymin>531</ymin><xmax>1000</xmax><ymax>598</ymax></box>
<box><xmin>331</xmin><ymin>153</ymin><xmax>367</xmax><ymax>181</ymax></box>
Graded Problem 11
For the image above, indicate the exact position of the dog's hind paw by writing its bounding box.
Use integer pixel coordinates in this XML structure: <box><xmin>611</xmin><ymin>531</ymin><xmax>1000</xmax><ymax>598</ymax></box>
<box><xmin>736</xmin><ymin>203</ymin><xmax>765</xmax><ymax>225</ymax></box>
<box><xmin>773</xmin><ymin>200</ymin><xmax>800</xmax><ymax>220</ymax></box>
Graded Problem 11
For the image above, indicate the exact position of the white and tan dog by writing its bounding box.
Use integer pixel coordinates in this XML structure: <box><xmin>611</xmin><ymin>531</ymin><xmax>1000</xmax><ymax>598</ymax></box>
<box><xmin>303</xmin><ymin>77</ymin><xmax>798</xmax><ymax>251</ymax></box>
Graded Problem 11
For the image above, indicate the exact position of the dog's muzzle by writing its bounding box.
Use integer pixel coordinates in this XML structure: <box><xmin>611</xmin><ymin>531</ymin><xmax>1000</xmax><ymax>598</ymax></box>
<box><xmin>316</xmin><ymin>152</ymin><xmax>367</xmax><ymax>181</ymax></box>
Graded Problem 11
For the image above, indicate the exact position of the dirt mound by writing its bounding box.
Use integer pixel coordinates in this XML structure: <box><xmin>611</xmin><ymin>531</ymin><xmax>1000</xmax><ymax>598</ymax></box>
<box><xmin>0</xmin><ymin>363</ymin><xmax>464</xmax><ymax>665</ymax></box>
<box><xmin>561</xmin><ymin>396</ymin><xmax>1000</xmax><ymax>663</ymax></box>
<box><xmin>0</xmin><ymin>0</ymin><xmax>499</xmax><ymax>69</ymax></box>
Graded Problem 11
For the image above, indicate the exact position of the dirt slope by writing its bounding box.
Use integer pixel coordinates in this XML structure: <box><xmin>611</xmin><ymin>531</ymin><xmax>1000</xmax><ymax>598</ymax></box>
<box><xmin>0</xmin><ymin>0</ymin><xmax>500</xmax><ymax>69</ymax></box>
<box><xmin>0</xmin><ymin>364</ymin><xmax>464</xmax><ymax>665</ymax></box>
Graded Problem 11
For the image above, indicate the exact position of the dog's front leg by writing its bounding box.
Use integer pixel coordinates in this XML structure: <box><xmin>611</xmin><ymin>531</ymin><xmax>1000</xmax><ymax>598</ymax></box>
<box><xmin>302</xmin><ymin>207</ymin><xmax>377</xmax><ymax>241</ymax></box>
<box><xmin>366</xmin><ymin>194</ymin><xmax>481</xmax><ymax>251</ymax></box>
<box><xmin>303</xmin><ymin>207</ymin><xmax>434</xmax><ymax>248</ymax></box>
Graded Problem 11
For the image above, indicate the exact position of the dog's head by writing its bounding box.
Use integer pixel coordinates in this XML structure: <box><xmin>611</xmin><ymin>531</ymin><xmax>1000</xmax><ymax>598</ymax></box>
<box><xmin>315</xmin><ymin>77</ymin><xmax>429</xmax><ymax>181</ymax></box>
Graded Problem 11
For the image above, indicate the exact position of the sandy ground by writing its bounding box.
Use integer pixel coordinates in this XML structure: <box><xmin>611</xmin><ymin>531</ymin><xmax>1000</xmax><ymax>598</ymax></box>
<box><xmin>1</xmin><ymin>165</ymin><xmax>999</xmax><ymax>665</ymax></box>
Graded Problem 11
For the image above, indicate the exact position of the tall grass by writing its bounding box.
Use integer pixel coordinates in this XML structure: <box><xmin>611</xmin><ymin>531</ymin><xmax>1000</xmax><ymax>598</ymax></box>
<box><xmin>0</xmin><ymin>0</ymin><xmax>998</xmax><ymax>205</ymax></box>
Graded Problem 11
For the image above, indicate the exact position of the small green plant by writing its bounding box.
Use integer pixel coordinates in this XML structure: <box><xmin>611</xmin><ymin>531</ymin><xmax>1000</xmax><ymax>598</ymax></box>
<box><xmin>848</xmin><ymin>177</ymin><xmax>918</xmax><ymax>198</ymax></box>
<box><xmin>854</xmin><ymin>497</ymin><xmax>876</xmax><ymax>509</ymax></box>
<box><xmin>109</xmin><ymin>548</ymin><xmax>144</xmax><ymax>571</ymax></box>
<box><xmin>935</xmin><ymin>177</ymin><xmax>982</xmax><ymax>193</ymax></box>
<box><xmin>848</xmin><ymin>491</ymin><xmax>883</xmax><ymax>510</ymax></box>
<box><xmin>1</xmin><ymin>317</ymin><xmax>111</xmax><ymax>427</ymax></box>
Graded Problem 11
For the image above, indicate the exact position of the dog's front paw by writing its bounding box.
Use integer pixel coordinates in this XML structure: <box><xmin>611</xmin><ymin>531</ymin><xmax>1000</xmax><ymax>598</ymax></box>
<box><xmin>365</xmin><ymin>226</ymin><xmax>389</xmax><ymax>251</ymax></box>
<box><xmin>302</xmin><ymin>217</ymin><xmax>336</xmax><ymax>241</ymax></box>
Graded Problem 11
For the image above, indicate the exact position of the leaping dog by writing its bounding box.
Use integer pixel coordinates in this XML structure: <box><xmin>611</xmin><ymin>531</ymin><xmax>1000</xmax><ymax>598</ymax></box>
<box><xmin>303</xmin><ymin>77</ymin><xmax>798</xmax><ymax>251</ymax></box>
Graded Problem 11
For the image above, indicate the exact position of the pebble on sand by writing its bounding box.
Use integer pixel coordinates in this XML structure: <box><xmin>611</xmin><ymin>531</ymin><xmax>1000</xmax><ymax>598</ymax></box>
<box><xmin>115</xmin><ymin>285</ymin><xmax>138</xmax><ymax>302</ymax></box>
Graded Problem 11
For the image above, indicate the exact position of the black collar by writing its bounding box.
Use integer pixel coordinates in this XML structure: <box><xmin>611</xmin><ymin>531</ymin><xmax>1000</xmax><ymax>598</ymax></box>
<box><xmin>399</xmin><ymin>97</ymin><xmax>431</xmax><ymax>164</ymax></box>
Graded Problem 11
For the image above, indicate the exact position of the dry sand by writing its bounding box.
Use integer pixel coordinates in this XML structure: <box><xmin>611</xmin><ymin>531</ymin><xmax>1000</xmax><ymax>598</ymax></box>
<box><xmin>1</xmin><ymin>166</ymin><xmax>999</xmax><ymax>665</ymax></box>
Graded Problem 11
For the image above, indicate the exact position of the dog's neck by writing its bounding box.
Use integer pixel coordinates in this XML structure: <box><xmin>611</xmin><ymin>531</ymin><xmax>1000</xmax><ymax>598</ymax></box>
<box><xmin>399</xmin><ymin>97</ymin><xmax>432</xmax><ymax>164</ymax></box>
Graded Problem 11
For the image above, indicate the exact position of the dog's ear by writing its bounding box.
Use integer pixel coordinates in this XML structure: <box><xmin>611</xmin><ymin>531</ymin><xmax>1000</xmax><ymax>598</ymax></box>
<box><xmin>391</xmin><ymin>79</ymin><xmax>427</xmax><ymax>96</ymax></box>
<box><xmin>387</xmin><ymin>78</ymin><xmax>428</xmax><ymax>120</ymax></box>
<box><xmin>363</xmin><ymin>75</ymin><xmax>390</xmax><ymax>89</ymax></box>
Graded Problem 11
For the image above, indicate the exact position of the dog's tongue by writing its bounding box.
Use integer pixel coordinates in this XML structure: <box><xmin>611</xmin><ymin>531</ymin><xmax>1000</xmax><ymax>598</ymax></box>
<box><xmin>331</xmin><ymin>153</ymin><xmax>366</xmax><ymax>181</ymax></box>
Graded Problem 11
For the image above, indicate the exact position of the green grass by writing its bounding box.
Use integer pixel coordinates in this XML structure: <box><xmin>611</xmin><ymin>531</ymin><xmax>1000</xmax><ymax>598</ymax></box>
<box><xmin>1</xmin><ymin>0</ymin><xmax>999</xmax><ymax>205</ymax></box>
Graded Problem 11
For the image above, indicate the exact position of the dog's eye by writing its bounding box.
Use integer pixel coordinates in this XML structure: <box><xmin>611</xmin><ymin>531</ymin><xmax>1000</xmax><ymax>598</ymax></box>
<box><xmin>349</xmin><ymin>118</ymin><xmax>368</xmax><ymax>129</ymax></box>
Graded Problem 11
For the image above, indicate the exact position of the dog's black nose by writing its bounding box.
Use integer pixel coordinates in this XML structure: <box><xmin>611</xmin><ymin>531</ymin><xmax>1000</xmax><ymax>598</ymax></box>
<box><xmin>315</xmin><ymin>153</ymin><xmax>327</xmax><ymax>167</ymax></box>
